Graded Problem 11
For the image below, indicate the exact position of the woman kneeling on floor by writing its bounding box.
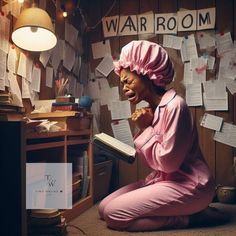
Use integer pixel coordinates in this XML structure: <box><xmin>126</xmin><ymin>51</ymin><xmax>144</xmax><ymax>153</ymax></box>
<box><xmin>98</xmin><ymin>40</ymin><xmax>229</xmax><ymax>231</ymax></box>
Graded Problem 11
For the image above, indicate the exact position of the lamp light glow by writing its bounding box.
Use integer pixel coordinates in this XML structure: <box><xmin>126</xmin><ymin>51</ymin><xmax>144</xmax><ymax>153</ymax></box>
<box><xmin>62</xmin><ymin>11</ymin><xmax>68</xmax><ymax>18</ymax></box>
<box><xmin>12</xmin><ymin>7</ymin><xmax>57</xmax><ymax>51</ymax></box>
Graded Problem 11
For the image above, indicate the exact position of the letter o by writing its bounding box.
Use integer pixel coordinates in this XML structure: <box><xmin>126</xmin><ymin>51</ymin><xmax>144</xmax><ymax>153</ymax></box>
<box><xmin>182</xmin><ymin>14</ymin><xmax>193</xmax><ymax>29</ymax></box>
<box><xmin>167</xmin><ymin>17</ymin><xmax>176</xmax><ymax>30</ymax></box>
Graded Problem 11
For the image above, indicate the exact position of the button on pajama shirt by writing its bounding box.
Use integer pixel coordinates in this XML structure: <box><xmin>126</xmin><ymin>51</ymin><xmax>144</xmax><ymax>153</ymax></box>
<box><xmin>99</xmin><ymin>89</ymin><xmax>215</xmax><ymax>231</ymax></box>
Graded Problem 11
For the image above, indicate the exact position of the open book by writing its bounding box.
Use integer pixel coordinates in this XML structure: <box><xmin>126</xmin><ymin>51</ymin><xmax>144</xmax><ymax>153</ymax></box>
<box><xmin>93</xmin><ymin>133</ymin><xmax>136</xmax><ymax>163</ymax></box>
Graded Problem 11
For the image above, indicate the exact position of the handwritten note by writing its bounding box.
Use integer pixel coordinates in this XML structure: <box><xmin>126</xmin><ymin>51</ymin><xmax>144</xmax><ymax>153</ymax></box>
<box><xmin>200</xmin><ymin>113</ymin><xmax>223</xmax><ymax>131</ymax></box>
<box><xmin>213</xmin><ymin>122</ymin><xmax>236</xmax><ymax>148</ymax></box>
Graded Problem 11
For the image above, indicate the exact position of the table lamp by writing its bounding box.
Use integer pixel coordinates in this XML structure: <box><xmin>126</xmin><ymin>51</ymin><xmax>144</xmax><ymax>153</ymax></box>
<box><xmin>11</xmin><ymin>6</ymin><xmax>57</xmax><ymax>51</ymax></box>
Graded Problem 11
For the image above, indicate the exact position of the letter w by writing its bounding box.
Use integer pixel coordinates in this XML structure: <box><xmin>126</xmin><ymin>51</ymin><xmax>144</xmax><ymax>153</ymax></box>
<box><xmin>105</xmin><ymin>18</ymin><xmax>118</xmax><ymax>32</ymax></box>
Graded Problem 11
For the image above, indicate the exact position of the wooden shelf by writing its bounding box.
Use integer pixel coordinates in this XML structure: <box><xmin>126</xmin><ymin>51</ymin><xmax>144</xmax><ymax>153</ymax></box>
<box><xmin>25</xmin><ymin>127</ymin><xmax>94</xmax><ymax>222</ymax></box>
<box><xmin>67</xmin><ymin>139</ymin><xmax>90</xmax><ymax>146</ymax></box>
<box><xmin>26</xmin><ymin>129</ymin><xmax>91</xmax><ymax>140</ymax></box>
<box><xmin>61</xmin><ymin>195</ymin><xmax>93</xmax><ymax>222</ymax></box>
<box><xmin>26</xmin><ymin>141</ymin><xmax>65</xmax><ymax>151</ymax></box>
<box><xmin>26</xmin><ymin>130</ymin><xmax>91</xmax><ymax>151</ymax></box>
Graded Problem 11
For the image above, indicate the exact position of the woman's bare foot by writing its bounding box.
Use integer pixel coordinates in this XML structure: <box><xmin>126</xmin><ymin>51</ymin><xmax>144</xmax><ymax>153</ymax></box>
<box><xmin>189</xmin><ymin>206</ymin><xmax>230</xmax><ymax>228</ymax></box>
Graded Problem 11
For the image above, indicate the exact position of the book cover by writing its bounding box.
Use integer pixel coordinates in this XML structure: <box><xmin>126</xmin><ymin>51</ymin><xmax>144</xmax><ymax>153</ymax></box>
<box><xmin>93</xmin><ymin>133</ymin><xmax>136</xmax><ymax>164</ymax></box>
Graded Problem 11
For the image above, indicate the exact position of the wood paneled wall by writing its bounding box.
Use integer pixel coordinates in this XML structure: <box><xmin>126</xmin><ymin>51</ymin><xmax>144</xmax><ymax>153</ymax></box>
<box><xmin>82</xmin><ymin>0</ymin><xmax>236</xmax><ymax>187</ymax></box>
<box><xmin>4</xmin><ymin>0</ymin><xmax>235</xmax><ymax>187</ymax></box>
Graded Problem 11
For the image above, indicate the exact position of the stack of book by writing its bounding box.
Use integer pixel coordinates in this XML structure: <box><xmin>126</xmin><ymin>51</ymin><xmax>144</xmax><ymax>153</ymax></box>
<box><xmin>51</xmin><ymin>96</ymin><xmax>80</xmax><ymax>112</ymax></box>
<box><xmin>0</xmin><ymin>91</ymin><xmax>24</xmax><ymax>121</ymax></box>
<box><xmin>28</xmin><ymin>209</ymin><xmax>67</xmax><ymax>236</ymax></box>
<box><xmin>72</xmin><ymin>172</ymin><xmax>82</xmax><ymax>203</ymax></box>
<box><xmin>0</xmin><ymin>91</ymin><xmax>13</xmax><ymax>105</ymax></box>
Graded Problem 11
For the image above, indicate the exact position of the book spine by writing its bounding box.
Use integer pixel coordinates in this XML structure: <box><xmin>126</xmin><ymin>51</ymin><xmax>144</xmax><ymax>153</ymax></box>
<box><xmin>81</xmin><ymin>151</ymin><xmax>89</xmax><ymax>198</ymax></box>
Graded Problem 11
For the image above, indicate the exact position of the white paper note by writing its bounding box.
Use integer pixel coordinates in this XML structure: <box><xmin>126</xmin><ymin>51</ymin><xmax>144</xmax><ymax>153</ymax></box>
<box><xmin>200</xmin><ymin>113</ymin><xmax>223</xmax><ymax>131</ymax></box>
<box><xmin>17</xmin><ymin>52</ymin><xmax>27</xmax><ymax>78</ymax></box>
<box><xmin>91</xmin><ymin>40</ymin><xmax>112</xmax><ymax>59</ymax></box>
<box><xmin>0</xmin><ymin>49</ymin><xmax>7</xmax><ymax>89</ymax></box>
<box><xmin>31</xmin><ymin>66</ymin><xmax>41</xmax><ymax>93</ymax></box>
<box><xmin>21</xmin><ymin>77</ymin><xmax>31</xmax><ymax>99</ymax></box>
<box><xmin>96</xmin><ymin>54</ymin><xmax>114</xmax><ymax>77</ymax></box>
<box><xmin>181</xmin><ymin>34</ymin><xmax>198</xmax><ymax>62</ymax></box>
<box><xmin>46</xmin><ymin>67</ymin><xmax>54</xmax><ymax>88</ymax></box>
<box><xmin>0</xmin><ymin>14</ymin><xmax>10</xmax><ymax>53</ymax></box>
<box><xmin>190</xmin><ymin>57</ymin><xmax>207</xmax><ymax>83</ymax></box>
<box><xmin>203</xmin><ymin>92</ymin><xmax>228</xmax><ymax>111</ymax></box>
<box><xmin>111</xmin><ymin>119</ymin><xmax>134</xmax><ymax>147</ymax></box>
<box><xmin>110</xmin><ymin>100</ymin><xmax>131</xmax><ymax>120</ymax></box>
<box><xmin>186</xmin><ymin>83</ymin><xmax>202</xmax><ymax>106</ymax></box>
<box><xmin>183</xmin><ymin>62</ymin><xmax>193</xmax><ymax>85</ymax></box>
<box><xmin>8</xmin><ymin>72</ymin><xmax>23</xmax><ymax>107</ymax></box>
<box><xmin>7</xmin><ymin>46</ymin><xmax>17</xmax><ymax>73</ymax></box>
<box><xmin>216</xmin><ymin>32</ymin><xmax>233</xmax><ymax>55</ymax></box>
<box><xmin>65</xmin><ymin>21</ymin><xmax>78</xmax><ymax>48</ymax></box>
<box><xmin>197</xmin><ymin>31</ymin><xmax>216</xmax><ymax>50</ymax></box>
<box><xmin>203</xmin><ymin>80</ymin><xmax>226</xmax><ymax>99</ymax></box>
<box><xmin>214</xmin><ymin>122</ymin><xmax>236</xmax><ymax>148</ymax></box>
<box><xmin>87</xmin><ymin>80</ymin><xmax>100</xmax><ymax>100</ymax></box>
<box><xmin>163</xmin><ymin>35</ymin><xmax>183</xmax><ymax>50</ymax></box>
<box><xmin>40</xmin><ymin>50</ymin><xmax>51</xmax><ymax>68</ymax></box>
<box><xmin>226</xmin><ymin>80</ymin><xmax>236</xmax><ymax>95</ymax></box>
<box><xmin>100</xmin><ymin>86</ymin><xmax>119</xmax><ymax>106</ymax></box>
<box><xmin>63</xmin><ymin>43</ymin><xmax>76</xmax><ymax>71</ymax></box>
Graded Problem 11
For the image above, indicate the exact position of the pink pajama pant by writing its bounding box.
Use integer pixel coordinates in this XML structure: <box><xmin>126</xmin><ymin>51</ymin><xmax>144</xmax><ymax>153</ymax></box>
<box><xmin>98</xmin><ymin>180</ymin><xmax>215</xmax><ymax>231</ymax></box>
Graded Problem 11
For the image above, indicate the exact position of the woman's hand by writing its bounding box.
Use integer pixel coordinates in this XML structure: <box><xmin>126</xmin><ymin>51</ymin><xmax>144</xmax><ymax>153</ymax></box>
<box><xmin>131</xmin><ymin>107</ymin><xmax>154</xmax><ymax>131</ymax></box>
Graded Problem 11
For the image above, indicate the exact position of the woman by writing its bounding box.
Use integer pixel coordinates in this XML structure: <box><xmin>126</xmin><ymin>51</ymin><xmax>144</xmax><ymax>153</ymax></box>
<box><xmin>98</xmin><ymin>40</ymin><xmax>228</xmax><ymax>231</ymax></box>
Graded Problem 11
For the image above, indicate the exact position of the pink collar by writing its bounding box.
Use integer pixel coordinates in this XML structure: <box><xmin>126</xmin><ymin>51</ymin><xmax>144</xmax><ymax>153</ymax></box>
<box><xmin>159</xmin><ymin>88</ymin><xmax>176</xmax><ymax>107</ymax></box>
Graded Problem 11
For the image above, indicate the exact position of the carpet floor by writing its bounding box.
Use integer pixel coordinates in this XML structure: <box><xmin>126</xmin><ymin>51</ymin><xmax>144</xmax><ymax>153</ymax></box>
<box><xmin>68</xmin><ymin>202</ymin><xmax>236</xmax><ymax>236</ymax></box>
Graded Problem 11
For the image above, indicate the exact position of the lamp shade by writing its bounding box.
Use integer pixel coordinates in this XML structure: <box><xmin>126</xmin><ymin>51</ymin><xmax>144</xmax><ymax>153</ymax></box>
<box><xmin>12</xmin><ymin>7</ymin><xmax>57</xmax><ymax>51</ymax></box>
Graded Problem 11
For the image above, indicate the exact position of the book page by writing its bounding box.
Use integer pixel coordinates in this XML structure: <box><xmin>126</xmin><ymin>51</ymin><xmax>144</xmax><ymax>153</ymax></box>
<box><xmin>94</xmin><ymin>132</ymin><xmax>136</xmax><ymax>156</ymax></box>
<box><xmin>111</xmin><ymin>120</ymin><xmax>134</xmax><ymax>147</ymax></box>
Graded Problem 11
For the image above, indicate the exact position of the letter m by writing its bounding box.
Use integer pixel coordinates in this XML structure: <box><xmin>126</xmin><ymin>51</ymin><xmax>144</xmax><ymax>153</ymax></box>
<box><xmin>199</xmin><ymin>12</ymin><xmax>210</xmax><ymax>26</ymax></box>
<box><xmin>197</xmin><ymin>8</ymin><xmax>215</xmax><ymax>30</ymax></box>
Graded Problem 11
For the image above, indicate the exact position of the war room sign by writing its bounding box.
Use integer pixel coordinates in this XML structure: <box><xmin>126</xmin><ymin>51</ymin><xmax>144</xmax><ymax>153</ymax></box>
<box><xmin>102</xmin><ymin>8</ymin><xmax>215</xmax><ymax>38</ymax></box>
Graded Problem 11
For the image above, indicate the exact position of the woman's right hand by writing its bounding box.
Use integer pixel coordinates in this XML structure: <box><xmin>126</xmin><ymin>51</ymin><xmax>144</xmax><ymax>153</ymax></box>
<box><xmin>131</xmin><ymin>107</ymin><xmax>154</xmax><ymax>131</ymax></box>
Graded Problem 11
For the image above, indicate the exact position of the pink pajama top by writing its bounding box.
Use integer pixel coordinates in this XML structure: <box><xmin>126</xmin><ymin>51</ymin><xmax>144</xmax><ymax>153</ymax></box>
<box><xmin>134</xmin><ymin>89</ymin><xmax>215</xmax><ymax>190</ymax></box>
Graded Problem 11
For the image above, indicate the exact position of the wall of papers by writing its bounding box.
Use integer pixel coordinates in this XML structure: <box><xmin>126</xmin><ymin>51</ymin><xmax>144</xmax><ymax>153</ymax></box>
<box><xmin>84</xmin><ymin>0</ymin><xmax>236</xmax><ymax>187</ymax></box>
